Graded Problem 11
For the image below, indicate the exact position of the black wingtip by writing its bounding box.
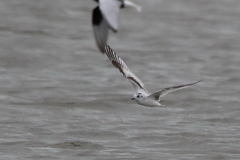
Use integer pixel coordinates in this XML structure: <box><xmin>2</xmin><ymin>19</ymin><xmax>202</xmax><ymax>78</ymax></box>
<box><xmin>187</xmin><ymin>80</ymin><xmax>203</xmax><ymax>87</ymax></box>
<box><xmin>112</xmin><ymin>29</ymin><xmax>118</xmax><ymax>33</ymax></box>
<box><xmin>196</xmin><ymin>80</ymin><xmax>203</xmax><ymax>84</ymax></box>
<box><xmin>99</xmin><ymin>47</ymin><xmax>105</xmax><ymax>54</ymax></box>
<box><xmin>189</xmin><ymin>80</ymin><xmax>203</xmax><ymax>86</ymax></box>
<box><xmin>92</xmin><ymin>6</ymin><xmax>102</xmax><ymax>26</ymax></box>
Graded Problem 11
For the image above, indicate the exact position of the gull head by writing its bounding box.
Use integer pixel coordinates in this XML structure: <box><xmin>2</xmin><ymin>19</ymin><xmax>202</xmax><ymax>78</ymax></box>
<box><xmin>131</xmin><ymin>93</ymin><xmax>143</xmax><ymax>100</ymax></box>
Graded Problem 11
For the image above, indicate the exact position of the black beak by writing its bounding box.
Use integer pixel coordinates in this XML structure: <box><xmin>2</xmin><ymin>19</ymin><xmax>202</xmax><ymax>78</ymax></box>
<box><xmin>131</xmin><ymin>98</ymin><xmax>135</xmax><ymax>100</ymax></box>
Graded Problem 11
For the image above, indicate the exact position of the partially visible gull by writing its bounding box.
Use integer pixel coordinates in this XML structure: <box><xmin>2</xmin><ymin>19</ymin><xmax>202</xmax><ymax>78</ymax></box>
<box><xmin>92</xmin><ymin>0</ymin><xmax>141</xmax><ymax>53</ymax></box>
<box><xmin>105</xmin><ymin>45</ymin><xmax>202</xmax><ymax>107</ymax></box>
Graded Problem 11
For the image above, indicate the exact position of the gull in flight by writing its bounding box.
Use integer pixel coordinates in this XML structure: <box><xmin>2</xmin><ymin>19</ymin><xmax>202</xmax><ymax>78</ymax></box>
<box><xmin>105</xmin><ymin>45</ymin><xmax>202</xmax><ymax>107</ymax></box>
<box><xmin>92</xmin><ymin>0</ymin><xmax>141</xmax><ymax>53</ymax></box>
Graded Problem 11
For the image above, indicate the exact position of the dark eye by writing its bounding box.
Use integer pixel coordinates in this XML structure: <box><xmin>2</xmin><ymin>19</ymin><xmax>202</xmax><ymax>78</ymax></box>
<box><xmin>137</xmin><ymin>94</ymin><xmax>142</xmax><ymax>98</ymax></box>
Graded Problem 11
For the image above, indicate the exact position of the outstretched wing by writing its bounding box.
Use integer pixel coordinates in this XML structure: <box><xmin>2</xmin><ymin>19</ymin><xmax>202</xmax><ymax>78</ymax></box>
<box><xmin>105</xmin><ymin>45</ymin><xmax>148</xmax><ymax>94</ymax></box>
<box><xmin>148</xmin><ymin>80</ymin><xmax>202</xmax><ymax>101</ymax></box>
<box><xmin>99</xmin><ymin>0</ymin><xmax>123</xmax><ymax>32</ymax></box>
<box><xmin>92</xmin><ymin>6</ymin><xmax>109</xmax><ymax>53</ymax></box>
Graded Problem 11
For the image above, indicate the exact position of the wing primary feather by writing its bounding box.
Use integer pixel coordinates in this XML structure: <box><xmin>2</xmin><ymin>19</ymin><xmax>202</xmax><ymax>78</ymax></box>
<box><xmin>99</xmin><ymin>0</ymin><xmax>122</xmax><ymax>32</ymax></box>
<box><xmin>92</xmin><ymin>6</ymin><xmax>109</xmax><ymax>53</ymax></box>
<box><xmin>148</xmin><ymin>80</ymin><xmax>202</xmax><ymax>101</ymax></box>
<box><xmin>105</xmin><ymin>45</ymin><xmax>148</xmax><ymax>93</ymax></box>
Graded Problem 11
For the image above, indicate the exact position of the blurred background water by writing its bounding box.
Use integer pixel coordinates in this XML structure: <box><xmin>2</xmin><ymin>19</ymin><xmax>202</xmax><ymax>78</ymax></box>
<box><xmin>0</xmin><ymin>0</ymin><xmax>240</xmax><ymax>159</ymax></box>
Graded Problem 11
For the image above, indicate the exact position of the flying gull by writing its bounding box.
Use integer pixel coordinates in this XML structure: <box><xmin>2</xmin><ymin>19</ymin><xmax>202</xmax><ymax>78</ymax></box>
<box><xmin>105</xmin><ymin>45</ymin><xmax>202</xmax><ymax>107</ymax></box>
<box><xmin>92</xmin><ymin>0</ymin><xmax>141</xmax><ymax>53</ymax></box>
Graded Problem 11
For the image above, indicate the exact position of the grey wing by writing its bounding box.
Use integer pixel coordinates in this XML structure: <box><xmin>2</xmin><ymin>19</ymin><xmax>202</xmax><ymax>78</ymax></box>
<box><xmin>105</xmin><ymin>45</ymin><xmax>148</xmax><ymax>94</ymax></box>
<box><xmin>92</xmin><ymin>6</ymin><xmax>109</xmax><ymax>53</ymax></box>
<box><xmin>148</xmin><ymin>80</ymin><xmax>202</xmax><ymax>101</ymax></box>
<box><xmin>99</xmin><ymin>0</ymin><xmax>123</xmax><ymax>32</ymax></box>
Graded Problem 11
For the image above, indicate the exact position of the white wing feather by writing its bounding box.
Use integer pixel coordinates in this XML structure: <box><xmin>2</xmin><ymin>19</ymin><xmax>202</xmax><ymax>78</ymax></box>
<box><xmin>99</xmin><ymin>0</ymin><xmax>123</xmax><ymax>32</ymax></box>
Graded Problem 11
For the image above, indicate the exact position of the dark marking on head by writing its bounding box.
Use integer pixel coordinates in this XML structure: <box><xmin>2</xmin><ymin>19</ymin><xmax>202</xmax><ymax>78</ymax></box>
<box><xmin>137</xmin><ymin>93</ymin><xmax>142</xmax><ymax>98</ymax></box>
<box><xmin>92</xmin><ymin>6</ymin><xmax>102</xmax><ymax>25</ymax></box>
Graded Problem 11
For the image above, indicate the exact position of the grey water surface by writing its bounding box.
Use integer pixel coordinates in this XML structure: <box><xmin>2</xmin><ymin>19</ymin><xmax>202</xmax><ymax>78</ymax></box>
<box><xmin>0</xmin><ymin>0</ymin><xmax>240</xmax><ymax>159</ymax></box>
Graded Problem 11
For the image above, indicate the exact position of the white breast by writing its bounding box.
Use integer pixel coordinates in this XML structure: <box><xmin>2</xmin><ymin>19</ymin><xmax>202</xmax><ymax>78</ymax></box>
<box><xmin>135</xmin><ymin>98</ymin><xmax>162</xmax><ymax>107</ymax></box>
